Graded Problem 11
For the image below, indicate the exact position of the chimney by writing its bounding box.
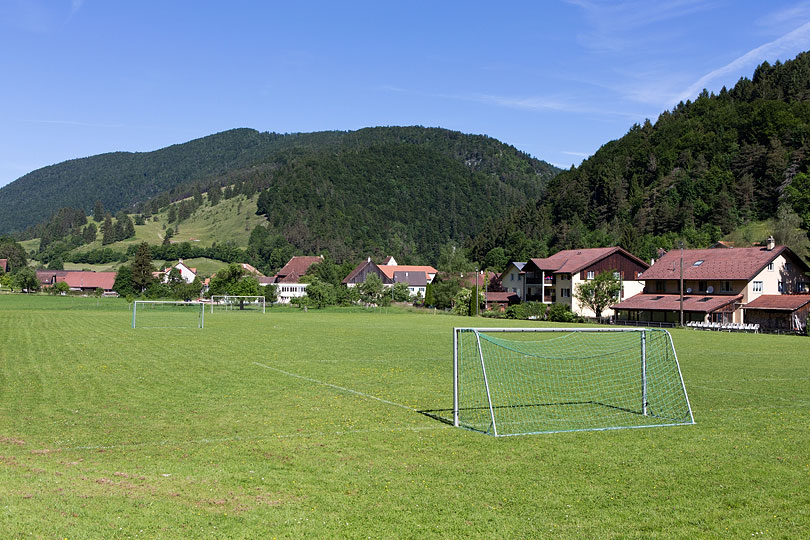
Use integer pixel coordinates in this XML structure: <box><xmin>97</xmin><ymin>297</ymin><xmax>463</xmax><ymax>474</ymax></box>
<box><xmin>766</xmin><ymin>236</ymin><xmax>775</xmax><ymax>251</ymax></box>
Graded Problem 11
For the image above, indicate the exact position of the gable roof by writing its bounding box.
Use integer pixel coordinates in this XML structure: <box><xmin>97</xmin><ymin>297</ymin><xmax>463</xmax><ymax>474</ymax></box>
<box><xmin>639</xmin><ymin>246</ymin><xmax>807</xmax><ymax>281</ymax></box>
<box><xmin>378</xmin><ymin>265</ymin><xmax>437</xmax><ymax>282</ymax></box>
<box><xmin>240</xmin><ymin>263</ymin><xmax>263</xmax><ymax>276</ymax></box>
<box><xmin>529</xmin><ymin>247</ymin><xmax>648</xmax><ymax>275</ymax></box>
<box><xmin>274</xmin><ymin>256</ymin><xmax>323</xmax><ymax>283</ymax></box>
<box><xmin>393</xmin><ymin>270</ymin><xmax>427</xmax><ymax>287</ymax></box>
<box><xmin>342</xmin><ymin>259</ymin><xmax>388</xmax><ymax>285</ymax></box>
<box><xmin>62</xmin><ymin>271</ymin><xmax>117</xmax><ymax>290</ymax></box>
<box><xmin>612</xmin><ymin>293</ymin><xmax>742</xmax><ymax>313</ymax></box>
<box><xmin>743</xmin><ymin>294</ymin><xmax>810</xmax><ymax>311</ymax></box>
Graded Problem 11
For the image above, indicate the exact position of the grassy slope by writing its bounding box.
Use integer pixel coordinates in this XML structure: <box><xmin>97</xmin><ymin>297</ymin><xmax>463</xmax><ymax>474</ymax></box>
<box><xmin>0</xmin><ymin>295</ymin><xmax>807</xmax><ymax>538</ymax></box>
<box><xmin>70</xmin><ymin>193</ymin><xmax>264</xmax><ymax>255</ymax></box>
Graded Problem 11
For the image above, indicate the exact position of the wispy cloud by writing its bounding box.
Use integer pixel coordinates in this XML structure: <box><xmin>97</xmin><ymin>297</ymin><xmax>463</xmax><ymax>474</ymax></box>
<box><xmin>561</xmin><ymin>151</ymin><xmax>591</xmax><ymax>158</ymax></box>
<box><xmin>756</xmin><ymin>1</ymin><xmax>810</xmax><ymax>33</ymax></box>
<box><xmin>381</xmin><ymin>85</ymin><xmax>646</xmax><ymax>120</ymax></box>
<box><xmin>567</xmin><ymin>0</ymin><xmax>715</xmax><ymax>53</ymax></box>
<box><xmin>68</xmin><ymin>0</ymin><xmax>85</xmax><ymax>19</ymax></box>
<box><xmin>674</xmin><ymin>19</ymin><xmax>810</xmax><ymax>104</ymax></box>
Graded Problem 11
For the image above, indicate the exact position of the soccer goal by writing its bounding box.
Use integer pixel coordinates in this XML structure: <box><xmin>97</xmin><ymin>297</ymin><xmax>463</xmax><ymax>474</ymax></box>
<box><xmin>449</xmin><ymin>327</ymin><xmax>694</xmax><ymax>436</ymax></box>
<box><xmin>132</xmin><ymin>301</ymin><xmax>205</xmax><ymax>329</ymax></box>
<box><xmin>210</xmin><ymin>295</ymin><xmax>266</xmax><ymax>314</ymax></box>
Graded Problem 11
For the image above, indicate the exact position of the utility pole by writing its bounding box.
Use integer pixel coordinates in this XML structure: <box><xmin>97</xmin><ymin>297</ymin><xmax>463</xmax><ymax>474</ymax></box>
<box><xmin>679</xmin><ymin>241</ymin><xmax>684</xmax><ymax>327</ymax></box>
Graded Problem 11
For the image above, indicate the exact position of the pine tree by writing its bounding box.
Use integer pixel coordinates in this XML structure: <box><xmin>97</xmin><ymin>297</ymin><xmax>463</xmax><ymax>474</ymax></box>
<box><xmin>93</xmin><ymin>201</ymin><xmax>105</xmax><ymax>222</ymax></box>
<box><xmin>101</xmin><ymin>214</ymin><xmax>114</xmax><ymax>245</ymax></box>
<box><xmin>131</xmin><ymin>242</ymin><xmax>155</xmax><ymax>293</ymax></box>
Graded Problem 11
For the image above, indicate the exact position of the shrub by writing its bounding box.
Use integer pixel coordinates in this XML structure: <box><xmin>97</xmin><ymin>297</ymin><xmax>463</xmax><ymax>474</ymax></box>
<box><xmin>547</xmin><ymin>303</ymin><xmax>578</xmax><ymax>323</ymax></box>
<box><xmin>505</xmin><ymin>301</ymin><xmax>547</xmax><ymax>320</ymax></box>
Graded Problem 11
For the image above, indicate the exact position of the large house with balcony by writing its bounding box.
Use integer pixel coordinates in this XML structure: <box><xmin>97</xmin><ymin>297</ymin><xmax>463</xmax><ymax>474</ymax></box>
<box><xmin>502</xmin><ymin>247</ymin><xmax>649</xmax><ymax>318</ymax></box>
<box><xmin>611</xmin><ymin>241</ymin><xmax>810</xmax><ymax>327</ymax></box>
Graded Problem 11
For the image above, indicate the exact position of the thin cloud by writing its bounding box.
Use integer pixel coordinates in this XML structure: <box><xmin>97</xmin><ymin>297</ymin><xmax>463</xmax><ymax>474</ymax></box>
<box><xmin>567</xmin><ymin>0</ymin><xmax>715</xmax><ymax>53</ymax></box>
<box><xmin>561</xmin><ymin>151</ymin><xmax>591</xmax><ymax>157</ymax></box>
<box><xmin>674</xmin><ymin>19</ymin><xmax>810</xmax><ymax>104</ymax></box>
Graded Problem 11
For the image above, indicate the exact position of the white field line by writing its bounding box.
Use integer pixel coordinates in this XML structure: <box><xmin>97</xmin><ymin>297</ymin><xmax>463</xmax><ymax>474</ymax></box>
<box><xmin>252</xmin><ymin>361</ymin><xmax>417</xmax><ymax>412</ymax></box>
<box><xmin>52</xmin><ymin>425</ymin><xmax>448</xmax><ymax>452</ymax></box>
<box><xmin>690</xmin><ymin>384</ymin><xmax>810</xmax><ymax>405</ymax></box>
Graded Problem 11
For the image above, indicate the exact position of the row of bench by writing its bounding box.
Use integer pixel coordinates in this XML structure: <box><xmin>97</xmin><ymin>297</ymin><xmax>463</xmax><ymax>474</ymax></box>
<box><xmin>687</xmin><ymin>321</ymin><xmax>760</xmax><ymax>332</ymax></box>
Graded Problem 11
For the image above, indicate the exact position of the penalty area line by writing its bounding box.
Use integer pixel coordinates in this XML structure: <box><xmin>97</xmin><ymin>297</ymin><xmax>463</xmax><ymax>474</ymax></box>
<box><xmin>52</xmin><ymin>425</ymin><xmax>447</xmax><ymax>452</ymax></box>
<box><xmin>252</xmin><ymin>361</ymin><xmax>416</xmax><ymax>412</ymax></box>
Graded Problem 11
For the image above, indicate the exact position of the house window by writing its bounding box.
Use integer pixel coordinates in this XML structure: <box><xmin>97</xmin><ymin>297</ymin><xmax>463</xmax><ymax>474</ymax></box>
<box><xmin>510</xmin><ymin>273</ymin><xmax>514</xmax><ymax>282</ymax></box>
<box><xmin>722</xmin><ymin>281</ymin><xmax>732</xmax><ymax>292</ymax></box>
<box><xmin>698</xmin><ymin>281</ymin><xmax>707</xmax><ymax>292</ymax></box>
<box><xmin>655</xmin><ymin>281</ymin><xmax>666</xmax><ymax>293</ymax></box>
<box><xmin>798</xmin><ymin>282</ymin><xmax>809</xmax><ymax>293</ymax></box>
<box><xmin>778</xmin><ymin>281</ymin><xmax>783</xmax><ymax>293</ymax></box>
<box><xmin>587</xmin><ymin>271</ymin><xmax>594</xmax><ymax>280</ymax></box>
<box><xmin>767</xmin><ymin>262</ymin><xmax>774</xmax><ymax>271</ymax></box>
<box><xmin>693</xmin><ymin>260</ymin><xmax>704</xmax><ymax>266</ymax></box>
<box><xmin>560</xmin><ymin>288</ymin><xmax>571</xmax><ymax>298</ymax></box>
<box><xmin>518</xmin><ymin>274</ymin><xmax>522</xmax><ymax>281</ymax></box>
<box><xmin>785</xmin><ymin>262</ymin><xmax>792</xmax><ymax>271</ymax></box>
<box><xmin>753</xmin><ymin>281</ymin><xmax>763</xmax><ymax>292</ymax></box>
<box><xmin>613</xmin><ymin>272</ymin><xmax>621</xmax><ymax>280</ymax></box>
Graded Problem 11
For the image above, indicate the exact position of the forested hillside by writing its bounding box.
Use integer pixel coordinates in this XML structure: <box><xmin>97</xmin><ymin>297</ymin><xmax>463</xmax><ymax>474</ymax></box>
<box><xmin>0</xmin><ymin>126</ymin><xmax>557</xmax><ymax>237</ymax></box>
<box><xmin>468</xmin><ymin>52</ymin><xmax>810</xmax><ymax>264</ymax></box>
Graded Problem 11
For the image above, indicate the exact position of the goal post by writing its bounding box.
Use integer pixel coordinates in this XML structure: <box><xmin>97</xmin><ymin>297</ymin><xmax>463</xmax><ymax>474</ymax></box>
<box><xmin>210</xmin><ymin>295</ymin><xmax>266</xmax><ymax>313</ymax></box>
<box><xmin>132</xmin><ymin>301</ymin><xmax>205</xmax><ymax>329</ymax></box>
<box><xmin>450</xmin><ymin>327</ymin><xmax>694</xmax><ymax>436</ymax></box>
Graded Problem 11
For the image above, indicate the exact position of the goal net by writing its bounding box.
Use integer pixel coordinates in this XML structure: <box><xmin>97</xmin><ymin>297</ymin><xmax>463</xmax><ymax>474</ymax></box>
<box><xmin>448</xmin><ymin>327</ymin><xmax>694</xmax><ymax>436</ymax></box>
<box><xmin>132</xmin><ymin>301</ymin><xmax>205</xmax><ymax>329</ymax></box>
<box><xmin>210</xmin><ymin>295</ymin><xmax>266</xmax><ymax>313</ymax></box>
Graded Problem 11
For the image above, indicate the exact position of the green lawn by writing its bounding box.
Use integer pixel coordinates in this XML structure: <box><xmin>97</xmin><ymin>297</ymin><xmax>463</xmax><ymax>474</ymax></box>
<box><xmin>0</xmin><ymin>295</ymin><xmax>808</xmax><ymax>538</ymax></box>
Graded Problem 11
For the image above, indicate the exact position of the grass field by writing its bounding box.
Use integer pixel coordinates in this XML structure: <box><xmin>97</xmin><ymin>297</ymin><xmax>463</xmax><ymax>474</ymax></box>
<box><xmin>1</xmin><ymin>295</ymin><xmax>808</xmax><ymax>538</ymax></box>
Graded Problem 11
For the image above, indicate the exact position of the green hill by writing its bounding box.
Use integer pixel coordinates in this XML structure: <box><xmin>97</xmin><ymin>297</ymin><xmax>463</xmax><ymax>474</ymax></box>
<box><xmin>468</xmin><ymin>52</ymin><xmax>810</xmax><ymax>264</ymax></box>
<box><xmin>0</xmin><ymin>126</ymin><xmax>559</xmax><ymax>236</ymax></box>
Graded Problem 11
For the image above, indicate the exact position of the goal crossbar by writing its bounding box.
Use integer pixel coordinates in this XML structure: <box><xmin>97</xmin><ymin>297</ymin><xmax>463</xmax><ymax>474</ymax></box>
<box><xmin>450</xmin><ymin>327</ymin><xmax>694</xmax><ymax>436</ymax></box>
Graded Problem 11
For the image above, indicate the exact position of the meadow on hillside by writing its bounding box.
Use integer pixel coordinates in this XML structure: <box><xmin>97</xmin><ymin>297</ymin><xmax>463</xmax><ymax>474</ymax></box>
<box><xmin>0</xmin><ymin>295</ymin><xmax>807</xmax><ymax>538</ymax></box>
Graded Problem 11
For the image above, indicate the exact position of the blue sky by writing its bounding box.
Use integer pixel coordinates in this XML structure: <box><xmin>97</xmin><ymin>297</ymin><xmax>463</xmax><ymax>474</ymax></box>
<box><xmin>2</xmin><ymin>1</ymin><xmax>810</xmax><ymax>189</ymax></box>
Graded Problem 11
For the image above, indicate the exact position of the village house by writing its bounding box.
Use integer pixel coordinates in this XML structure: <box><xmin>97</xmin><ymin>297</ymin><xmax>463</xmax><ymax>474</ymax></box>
<box><xmin>36</xmin><ymin>269</ymin><xmax>117</xmax><ymax>295</ymax></box>
<box><xmin>502</xmin><ymin>247</ymin><xmax>649</xmax><ymax>318</ymax></box>
<box><xmin>0</xmin><ymin>258</ymin><xmax>7</xmax><ymax>273</ymax></box>
<box><xmin>342</xmin><ymin>257</ymin><xmax>437</xmax><ymax>299</ymax></box>
<box><xmin>262</xmin><ymin>255</ymin><xmax>323</xmax><ymax>303</ymax></box>
<box><xmin>611</xmin><ymin>239</ymin><xmax>810</xmax><ymax>328</ymax></box>
<box><xmin>154</xmin><ymin>259</ymin><xmax>198</xmax><ymax>284</ymax></box>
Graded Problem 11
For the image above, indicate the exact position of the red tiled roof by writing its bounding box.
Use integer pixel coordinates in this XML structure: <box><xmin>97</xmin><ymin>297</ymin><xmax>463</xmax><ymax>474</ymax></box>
<box><xmin>639</xmin><ymin>246</ymin><xmax>805</xmax><ymax>281</ymax></box>
<box><xmin>612</xmin><ymin>293</ymin><xmax>742</xmax><ymax>313</ymax></box>
<box><xmin>275</xmin><ymin>256</ymin><xmax>323</xmax><ymax>283</ymax></box>
<box><xmin>486</xmin><ymin>292</ymin><xmax>519</xmax><ymax>303</ymax></box>
<box><xmin>743</xmin><ymin>295</ymin><xmax>810</xmax><ymax>311</ymax></box>
<box><xmin>459</xmin><ymin>271</ymin><xmax>498</xmax><ymax>288</ymax></box>
<box><xmin>378</xmin><ymin>265</ymin><xmax>437</xmax><ymax>281</ymax></box>
<box><xmin>530</xmin><ymin>247</ymin><xmax>648</xmax><ymax>274</ymax></box>
<box><xmin>62</xmin><ymin>271</ymin><xmax>117</xmax><ymax>290</ymax></box>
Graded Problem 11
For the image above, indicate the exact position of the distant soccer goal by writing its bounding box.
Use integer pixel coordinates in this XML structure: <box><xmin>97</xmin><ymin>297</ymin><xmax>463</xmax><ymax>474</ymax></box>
<box><xmin>446</xmin><ymin>327</ymin><xmax>694</xmax><ymax>436</ymax></box>
<box><xmin>132</xmin><ymin>301</ymin><xmax>205</xmax><ymax>329</ymax></box>
<box><xmin>210</xmin><ymin>295</ymin><xmax>266</xmax><ymax>314</ymax></box>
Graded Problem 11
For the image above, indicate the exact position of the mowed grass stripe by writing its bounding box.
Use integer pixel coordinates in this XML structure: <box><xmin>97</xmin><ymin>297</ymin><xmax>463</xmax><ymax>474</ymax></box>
<box><xmin>1</xmin><ymin>295</ymin><xmax>809</xmax><ymax>538</ymax></box>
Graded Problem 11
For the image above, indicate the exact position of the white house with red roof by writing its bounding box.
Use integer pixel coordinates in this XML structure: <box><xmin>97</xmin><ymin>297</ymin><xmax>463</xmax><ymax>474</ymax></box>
<box><xmin>266</xmin><ymin>255</ymin><xmax>323</xmax><ymax>303</ymax></box>
<box><xmin>155</xmin><ymin>259</ymin><xmax>198</xmax><ymax>284</ymax></box>
<box><xmin>612</xmin><ymin>241</ymin><xmax>810</xmax><ymax>326</ymax></box>
<box><xmin>503</xmin><ymin>247</ymin><xmax>649</xmax><ymax>318</ymax></box>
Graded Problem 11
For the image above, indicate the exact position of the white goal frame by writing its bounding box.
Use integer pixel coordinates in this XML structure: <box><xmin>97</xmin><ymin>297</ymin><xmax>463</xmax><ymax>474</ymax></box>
<box><xmin>451</xmin><ymin>327</ymin><xmax>694</xmax><ymax>436</ymax></box>
<box><xmin>131</xmin><ymin>300</ymin><xmax>205</xmax><ymax>329</ymax></box>
<box><xmin>210</xmin><ymin>295</ymin><xmax>266</xmax><ymax>314</ymax></box>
